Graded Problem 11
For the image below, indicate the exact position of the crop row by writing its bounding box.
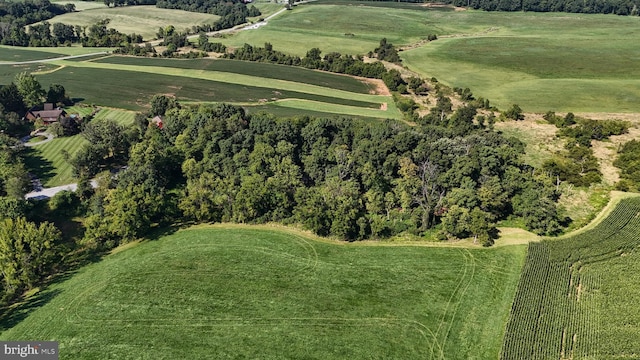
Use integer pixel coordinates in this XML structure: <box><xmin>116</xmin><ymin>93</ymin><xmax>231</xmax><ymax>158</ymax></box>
<box><xmin>501</xmin><ymin>197</ymin><xmax>640</xmax><ymax>359</ymax></box>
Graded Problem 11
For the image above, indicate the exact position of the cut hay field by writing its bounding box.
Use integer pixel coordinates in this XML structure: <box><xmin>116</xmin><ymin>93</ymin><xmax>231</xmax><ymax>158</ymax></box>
<box><xmin>40</xmin><ymin>6</ymin><xmax>220</xmax><ymax>41</ymax></box>
<box><xmin>501</xmin><ymin>194</ymin><xmax>640</xmax><ymax>359</ymax></box>
<box><xmin>0</xmin><ymin>226</ymin><xmax>526</xmax><ymax>359</ymax></box>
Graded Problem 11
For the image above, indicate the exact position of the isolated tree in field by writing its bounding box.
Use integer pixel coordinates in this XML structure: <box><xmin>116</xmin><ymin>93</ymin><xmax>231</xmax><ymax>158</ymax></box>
<box><xmin>14</xmin><ymin>72</ymin><xmax>45</xmax><ymax>108</ymax></box>
<box><xmin>504</xmin><ymin>104</ymin><xmax>524</xmax><ymax>121</ymax></box>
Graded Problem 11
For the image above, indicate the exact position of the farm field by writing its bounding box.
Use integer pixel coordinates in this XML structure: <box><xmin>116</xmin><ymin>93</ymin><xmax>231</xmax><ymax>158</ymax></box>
<box><xmin>501</xmin><ymin>194</ymin><xmax>640</xmax><ymax>359</ymax></box>
<box><xmin>0</xmin><ymin>226</ymin><xmax>526</xmax><ymax>360</ymax></box>
<box><xmin>217</xmin><ymin>0</ymin><xmax>640</xmax><ymax>113</ymax></box>
<box><xmin>38</xmin><ymin>6</ymin><xmax>220</xmax><ymax>41</ymax></box>
<box><xmin>93</xmin><ymin>56</ymin><xmax>376</xmax><ymax>94</ymax></box>
<box><xmin>24</xmin><ymin>59</ymin><xmax>395</xmax><ymax>118</ymax></box>
<box><xmin>0</xmin><ymin>46</ymin><xmax>114</xmax><ymax>62</ymax></box>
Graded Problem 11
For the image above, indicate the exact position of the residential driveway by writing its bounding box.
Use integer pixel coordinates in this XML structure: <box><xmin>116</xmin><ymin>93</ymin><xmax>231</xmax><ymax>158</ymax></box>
<box><xmin>23</xmin><ymin>133</ymin><xmax>54</xmax><ymax>147</ymax></box>
<box><xmin>25</xmin><ymin>180</ymin><xmax>98</xmax><ymax>200</ymax></box>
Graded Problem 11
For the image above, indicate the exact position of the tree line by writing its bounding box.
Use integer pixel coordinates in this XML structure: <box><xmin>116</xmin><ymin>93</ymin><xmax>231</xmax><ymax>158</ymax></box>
<box><xmin>0</xmin><ymin>0</ymin><xmax>74</xmax><ymax>45</ymax></box>
<box><xmin>155</xmin><ymin>0</ymin><xmax>261</xmax><ymax>30</ymax></box>
<box><xmin>67</xmin><ymin>96</ymin><xmax>566</xmax><ymax>252</ymax></box>
<box><xmin>443</xmin><ymin>0</ymin><xmax>639</xmax><ymax>15</ymax></box>
<box><xmin>360</xmin><ymin>0</ymin><xmax>640</xmax><ymax>15</ymax></box>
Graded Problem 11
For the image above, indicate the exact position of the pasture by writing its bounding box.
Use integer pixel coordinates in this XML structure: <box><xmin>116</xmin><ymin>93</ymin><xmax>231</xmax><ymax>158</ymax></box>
<box><xmin>501</xmin><ymin>194</ymin><xmax>640</xmax><ymax>359</ymax></box>
<box><xmin>215</xmin><ymin>1</ymin><xmax>640</xmax><ymax>113</ymax></box>
<box><xmin>39</xmin><ymin>6</ymin><xmax>220</xmax><ymax>41</ymax></box>
<box><xmin>0</xmin><ymin>226</ymin><xmax>526</xmax><ymax>359</ymax></box>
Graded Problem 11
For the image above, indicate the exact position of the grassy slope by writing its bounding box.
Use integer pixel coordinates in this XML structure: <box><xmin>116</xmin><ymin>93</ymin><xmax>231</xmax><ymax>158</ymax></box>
<box><xmin>38</xmin><ymin>6</ymin><xmax>220</xmax><ymax>41</ymax></box>
<box><xmin>217</xmin><ymin>2</ymin><xmax>449</xmax><ymax>56</ymax></box>
<box><xmin>401</xmin><ymin>11</ymin><xmax>640</xmax><ymax>112</ymax></box>
<box><xmin>0</xmin><ymin>227</ymin><xmax>525</xmax><ymax>360</ymax></box>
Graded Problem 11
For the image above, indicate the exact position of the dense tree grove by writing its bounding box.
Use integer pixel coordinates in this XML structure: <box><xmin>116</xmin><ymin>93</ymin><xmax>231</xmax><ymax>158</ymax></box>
<box><xmin>225</xmin><ymin>43</ymin><xmax>389</xmax><ymax>78</ymax></box>
<box><xmin>76</xmin><ymin>99</ymin><xmax>564</xmax><ymax>250</ymax></box>
<box><xmin>0</xmin><ymin>0</ymin><xmax>74</xmax><ymax>45</ymax></box>
<box><xmin>156</xmin><ymin>0</ymin><xmax>260</xmax><ymax>30</ymax></box>
<box><xmin>614</xmin><ymin>140</ymin><xmax>640</xmax><ymax>191</ymax></box>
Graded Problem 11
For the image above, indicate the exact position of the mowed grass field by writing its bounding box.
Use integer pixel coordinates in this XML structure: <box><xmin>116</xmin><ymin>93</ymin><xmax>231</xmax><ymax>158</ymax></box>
<box><xmin>215</xmin><ymin>0</ymin><xmax>640</xmax><ymax>113</ymax></box>
<box><xmin>217</xmin><ymin>1</ymin><xmax>452</xmax><ymax>56</ymax></box>
<box><xmin>0</xmin><ymin>226</ymin><xmax>526</xmax><ymax>359</ymax></box>
<box><xmin>501</xmin><ymin>194</ymin><xmax>640</xmax><ymax>359</ymax></box>
<box><xmin>38</xmin><ymin>6</ymin><xmax>220</xmax><ymax>41</ymax></box>
<box><xmin>400</xmin><ymin>11</ymin><xmax>640</xmax><ymax>113</ymax></box>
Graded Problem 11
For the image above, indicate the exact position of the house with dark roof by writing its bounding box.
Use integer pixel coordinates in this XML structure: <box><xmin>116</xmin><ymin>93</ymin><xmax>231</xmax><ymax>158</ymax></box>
<box><xmin>25</xmin><ymin>103</ymin><xmax>67</xmax><ymax>124</ymax></box>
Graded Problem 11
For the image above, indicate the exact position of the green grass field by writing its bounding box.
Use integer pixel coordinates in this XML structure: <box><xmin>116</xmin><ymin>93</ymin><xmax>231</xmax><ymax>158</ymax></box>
<box><xmin>501</xmin><ymin>194</ymin><xmax>640</xmax><ymax>359</ymax></box>
<box><xmin>23</xmin><ymin>135</ymin><xmax>87</xmax><ymax>187</ymax></box>
<box><xmin>0</xmin><ymin>226</ymin><xmax>525</xmax><ymax>359</ymax></box>
<box><xmin>213</xmin><ymin>1</ymin><xmax>640</xmax><ymax>113</ymax></box>
<box><xmin>40</xmin><ymin>5</ymin><xmax>220</xmax><ymax>41</ymax></box>
<box><xmin>400</xmin><ymin>11</ymin><xmax>640</xmax><ymax>113</ymax></box>
<box><xmin>217</xmin><ymin>1</ymin><xmax>449</xmax><ymax>56</ymax></box>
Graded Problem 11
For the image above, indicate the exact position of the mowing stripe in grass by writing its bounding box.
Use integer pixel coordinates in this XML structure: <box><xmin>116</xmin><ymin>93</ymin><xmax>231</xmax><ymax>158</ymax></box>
<box><xmin>25</xmin><ymin>135</ymin><xmax>88</xmax><ymax>187</ymax></box>
<box><xmin>0</xmin><ymin>226</ymin><xmax>526</xmax><ymax>359</ymax></box>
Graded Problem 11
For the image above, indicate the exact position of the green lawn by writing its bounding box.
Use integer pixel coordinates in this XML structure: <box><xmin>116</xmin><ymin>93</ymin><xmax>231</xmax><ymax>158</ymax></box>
<box><xmin>23</xmin><ymin>135</ymin><xmax>87</xmax><ymax>187</ymax></box>
<box><xmin>0</xmin><ymin>226</ymin><xmax>526</xmax><ymax>359</ymax></box>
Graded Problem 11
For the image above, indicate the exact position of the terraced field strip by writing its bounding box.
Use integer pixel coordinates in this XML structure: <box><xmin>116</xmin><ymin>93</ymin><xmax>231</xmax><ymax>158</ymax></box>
<box><xmin>52</xmin><ymin>60</ymin><xmax>386</xmax><ymax>104</ymax></box>
<box><xmin>93</xmin><ymin>56</ymin><xmax>375</xmax><ymax>94</ymax></box>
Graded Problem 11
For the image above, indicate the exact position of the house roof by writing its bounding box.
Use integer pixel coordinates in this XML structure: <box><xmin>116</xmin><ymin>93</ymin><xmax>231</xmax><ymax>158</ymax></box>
<box><xmin>26</xmin><ymin>109</ymin><xmax>66</xmax><ymax>122</ymax></box>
